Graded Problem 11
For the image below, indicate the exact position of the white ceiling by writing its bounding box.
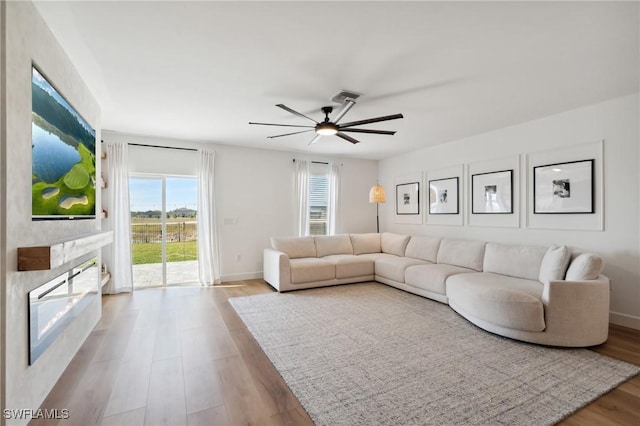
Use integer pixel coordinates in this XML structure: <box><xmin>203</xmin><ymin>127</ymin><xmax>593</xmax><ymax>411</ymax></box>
<box><xmin>33</xmin><ymin>1</ymin><xmax>639</xmax><ymax>160</ymax></box>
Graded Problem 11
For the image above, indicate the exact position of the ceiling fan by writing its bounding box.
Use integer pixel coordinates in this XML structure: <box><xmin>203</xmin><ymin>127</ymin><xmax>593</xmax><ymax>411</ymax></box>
<box><xmin>249</xmin><ymin>93</ymin><xmax>403</xmax><ymax>145</ymax></box>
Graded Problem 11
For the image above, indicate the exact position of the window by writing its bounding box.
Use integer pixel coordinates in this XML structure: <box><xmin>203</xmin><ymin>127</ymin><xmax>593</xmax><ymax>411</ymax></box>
<box><xmin>295</xmin><ymin>160</ymin><xmax>339</xmax><ymax>237</ymax></box>
<box><xmin>309</xmin><ymin>162</ymin><xmax>329</xmax><ymax>235</ymax></box>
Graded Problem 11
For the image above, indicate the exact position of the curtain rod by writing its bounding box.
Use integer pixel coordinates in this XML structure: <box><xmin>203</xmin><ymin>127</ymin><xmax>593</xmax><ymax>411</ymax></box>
<box><xmin>292</xmin><ymin>159</ymin><xmax>329</xmax><ymax>165</ymax></box>
<box><xmin>128</xmin><ymin>143</ymin><xmax>197</xmax><ymax>152</ymax></box>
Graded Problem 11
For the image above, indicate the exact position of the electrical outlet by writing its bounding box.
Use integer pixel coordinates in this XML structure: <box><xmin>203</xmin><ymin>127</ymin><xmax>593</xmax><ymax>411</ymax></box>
<box><xmin>236</xmin><ymin>254</ymin><xmax>241</xmax><ymax>262</ymax></box>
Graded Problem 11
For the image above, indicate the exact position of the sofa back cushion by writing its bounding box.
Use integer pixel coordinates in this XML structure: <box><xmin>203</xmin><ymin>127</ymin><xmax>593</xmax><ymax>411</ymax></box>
<box><xmin>565</xmin><ymin>253</ymin><xmax>604</xmax><ymax>281</ymax></box>
<box><xmin>314</xmin><ymin>234</ymin><xmax>353</xmax><ymax>257</ymax></box>
<box><xmin>381</xmin><ymin>232</ymin><xmax>411</xmax><ymax>257</ymax></box>
<box><xmin>538</xmin><ymin>244</ymin><xmax>571</xmax><ymax>284</ymax></box>
<box><xmin>271</xmin><ymin>236</ymin><xmax>316</xmax><ymax>259</ymax></box>
<box><xmin>404</xmin><ymin>236</ymin><xmax>441</xmax><ymax>263</ymax></box>
<box><xmin>437</xmin><ymin>239</ymin><xmax>485</xmax><ymax>271</ymax></box>
<box><xmin>483</xmin><ymin>242</ymin><xmax>547</xmax><ymax>281</ymax></box>
<box><xmin>350</xmin><ymin>233</ymin><xmax>381</xmax><ymax>255</ymax></box>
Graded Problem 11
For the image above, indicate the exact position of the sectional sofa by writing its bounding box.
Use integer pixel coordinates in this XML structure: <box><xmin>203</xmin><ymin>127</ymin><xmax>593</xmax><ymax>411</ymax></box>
<box><xmin>263</xmin><ymin>232</ymin><xmax>610</xmax><ymax>347</ymax></box>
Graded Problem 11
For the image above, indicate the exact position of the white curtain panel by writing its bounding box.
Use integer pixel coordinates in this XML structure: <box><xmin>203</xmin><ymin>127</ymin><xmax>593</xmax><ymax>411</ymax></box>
<box><xmin>104</xmin><ymin>141</ymin><xmax>133</xmax><ymax>294</ymax></box>
<box><xmin>328</xmin><ymin>162</ymin><xmax>341</xmax><ymax>235</ymax></box>
<box><xmin>197</xmin><ymin>149</ymin><xmax>221</xmax><ymax>285</ymax></box>
<box><xmin>294</xmin><ymin>159</ymin><xmax>310</xmax><ymax>237</ymax></box>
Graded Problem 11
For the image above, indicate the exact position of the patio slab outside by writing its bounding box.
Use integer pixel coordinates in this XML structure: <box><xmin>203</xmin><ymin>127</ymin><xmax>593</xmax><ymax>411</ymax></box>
<box><xmin>132</xmin><ymin>260</ymin><xmax>199</xmax><ymax>288</ymax></box>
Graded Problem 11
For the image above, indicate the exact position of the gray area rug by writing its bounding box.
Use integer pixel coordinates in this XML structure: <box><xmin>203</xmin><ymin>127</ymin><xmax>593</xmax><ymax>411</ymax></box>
<box><xmin>229</xmin><ymin>283</ymin><xmax>639</xmax><ymax>425</ymax></box>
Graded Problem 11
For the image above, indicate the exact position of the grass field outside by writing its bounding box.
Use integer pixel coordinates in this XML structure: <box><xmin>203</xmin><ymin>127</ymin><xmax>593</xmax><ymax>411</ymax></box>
<box><xmin>132</xmin><ymin>241</ymin><xmax>197</xmax><ymax>264</ymax></box>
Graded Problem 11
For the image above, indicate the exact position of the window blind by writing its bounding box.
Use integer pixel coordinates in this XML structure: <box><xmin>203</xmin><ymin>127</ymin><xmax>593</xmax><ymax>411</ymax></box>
<box><xmin>309</xmin><ymin>162</ymin><xmax>329</xmax><ymax>235</ymax></box>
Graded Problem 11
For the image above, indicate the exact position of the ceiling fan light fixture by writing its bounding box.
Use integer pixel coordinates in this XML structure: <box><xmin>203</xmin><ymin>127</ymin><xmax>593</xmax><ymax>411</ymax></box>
<box><xmin>315</xmin><ymin>122</ymin><xmax>338</xmax><ymax>136</ymax></box>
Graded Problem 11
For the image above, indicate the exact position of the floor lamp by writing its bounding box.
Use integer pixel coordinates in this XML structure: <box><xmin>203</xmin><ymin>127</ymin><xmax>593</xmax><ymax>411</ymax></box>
<box><xmin>369</xmin><ymin>183</ymin><xmax>386</xmax><ymax>233</ymax></box>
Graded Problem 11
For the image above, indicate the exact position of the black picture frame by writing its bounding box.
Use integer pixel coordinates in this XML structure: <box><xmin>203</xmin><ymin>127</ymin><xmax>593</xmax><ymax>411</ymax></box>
<box><xmin>533</xmin><ymin>159</ymin><xmax>594</xmax><ymax>214</ymax></box>
<box><xmin>471</xmin><ymin>169</ymin><xmax>513</xmax><ymax>214</ymax></box>
<box><xmin>396</xmin><ymin>182</ymin><xmax>420</xmax><ymax>215</ymax></box>
<box><xmin>429</xmin><ymin>177</ymin><xmax>459</xmax><ymax>215</ymax></box>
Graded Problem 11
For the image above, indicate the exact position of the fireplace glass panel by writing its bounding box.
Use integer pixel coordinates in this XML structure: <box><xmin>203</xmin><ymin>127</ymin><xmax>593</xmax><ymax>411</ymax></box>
<box><xmin>28</xmin><ymin>257</ymin><xmax>99</xmax><ymax>364</ymax></box>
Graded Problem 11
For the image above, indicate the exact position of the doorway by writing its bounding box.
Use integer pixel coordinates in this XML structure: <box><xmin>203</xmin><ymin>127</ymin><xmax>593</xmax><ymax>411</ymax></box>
<box><xmin>129</xmin><ymin>175</ymin><xmax>199</xmax><ymax>288</ymax></box>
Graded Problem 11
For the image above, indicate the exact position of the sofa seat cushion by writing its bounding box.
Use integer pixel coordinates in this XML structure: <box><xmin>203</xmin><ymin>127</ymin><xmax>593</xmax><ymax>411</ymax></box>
<box><xmin>289</xmin><ymin>258</ymin><xmax>335</xmax><ymax>284</ymax></box>
<box><xmin>404</xmin><ymin>263</ymin><xmax>474</xmax><ymax>295</ymax></box>
<box><xmin>447</xmin><ymin>273</ymin><xmax>545</xmax><ymax>332</ymax></box>
<box><xmin>375</xmin><ymin>256</ymin><xmax>429</xmax><ymax>283</ymax></box>
<box><xmin>322</xmin><ymin>255</ymin><xmax>374</xmax><ymax>279</ymax></box>
<box><xmin>357</xmin><ymin>253</ymin><xmax>398</xmax><ymax>262</ymax></box>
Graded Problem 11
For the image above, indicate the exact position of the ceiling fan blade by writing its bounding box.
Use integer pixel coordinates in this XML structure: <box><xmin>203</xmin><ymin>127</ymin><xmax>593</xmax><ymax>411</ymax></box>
<box><xmin>267</xmin><ymin>129</ymin><xmax>313</xmax><ymax>139</ymax></box>
<box><xmin>276</xmin><ymin>104</ymin><xmax>318</xmax><ymax>123</ymax></box>
<box><xmin>336</xmin><ymin>132</ymin><xmax>360</xmax><ymax>144</ymax></box>
<box><xmin>308</xmin><ymin>134</ymin><xmax>322</xmax><ymax>145</ymax></box>
<box><xmin>339</xmin><ymin>128</ymin><xmax>396</xmax><ymax>135</ymax></box>
<box><xmin>249</xmin><ymin>122</ymin><xmax>314</xmax><ymax>128</ymax></box>
<box><xmin>331</xmin><ymin>99</ymin><xmax>356</xmax><ymax>124</ymax></box>
<box><xmin>338</xmin><ymin>113</ymin><xmax>404</xmax><ymax>129</ymax></box>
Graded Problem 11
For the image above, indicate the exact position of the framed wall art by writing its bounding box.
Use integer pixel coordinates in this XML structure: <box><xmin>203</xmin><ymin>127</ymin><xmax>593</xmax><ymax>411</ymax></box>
<box><xmin>471</xmin><ymin>169</ymin><xmax>513</xmax><ymax>214</ymax></box>
<box><xmin>429</xmin><ymin>177</ymin><xmax>458</xmax><ymax>215</ymax></box>
<box><xmin>396</xmin><ymin>182</ymin><xmax>420</xmax><ymax>215</ymax></box>
<box><xmin>426</xmin><ymin>165</ymin><xmax>463</xmax><ymax>226</ymax></box>
<box><xmin>533</xmin><ymin>159</ymin><xmax>594</xmax><ymax>214</ymax></box>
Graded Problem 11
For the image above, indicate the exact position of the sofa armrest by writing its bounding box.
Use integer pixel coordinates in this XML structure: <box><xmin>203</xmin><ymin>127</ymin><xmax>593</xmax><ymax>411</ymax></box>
<box><xmin>541</xmin><ymin>275</ymin><xmax>610</xmax><ymax>345</ymax></box>
<box><xmin>263</xmin><ymin>248</ymin><xmax>291</xmax><ymax>291</ymax></box>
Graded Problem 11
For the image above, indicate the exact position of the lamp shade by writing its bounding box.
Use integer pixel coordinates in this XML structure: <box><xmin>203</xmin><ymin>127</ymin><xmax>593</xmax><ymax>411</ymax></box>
<box><xmin>369</xmin><ymin>184</ymin><xmax>386</xmax><ymax>203</ymax></box>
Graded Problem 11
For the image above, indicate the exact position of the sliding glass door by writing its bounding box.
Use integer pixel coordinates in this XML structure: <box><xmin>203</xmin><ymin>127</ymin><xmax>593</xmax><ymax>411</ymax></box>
<box><xmin>129</xmin><ymin>175</ymin><xmax>198</xmax><ymax>288</ymax></box>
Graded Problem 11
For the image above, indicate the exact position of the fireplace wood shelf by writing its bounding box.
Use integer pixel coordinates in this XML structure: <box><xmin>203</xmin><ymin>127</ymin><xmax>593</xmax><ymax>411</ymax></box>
<box><xmin>18</xmin><ymin>231</ymin><xmax>113</xmax><ymax>271</ymax></box>
<box><xmin>101</xmin><ymin>272</ymin><xmax>111</xmax><ymax>287</ymax></box>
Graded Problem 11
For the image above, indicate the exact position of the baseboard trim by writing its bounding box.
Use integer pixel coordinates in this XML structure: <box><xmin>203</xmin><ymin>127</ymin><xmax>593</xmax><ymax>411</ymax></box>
<box><xmin>221</xmin><ymin>271</ymin><xmax>263</xmax><ymax>283</ymax></box>
<box><xmin>610</xmin><ymin>311</ymin><xmax>640</xmax><ymax>330</ymax></box>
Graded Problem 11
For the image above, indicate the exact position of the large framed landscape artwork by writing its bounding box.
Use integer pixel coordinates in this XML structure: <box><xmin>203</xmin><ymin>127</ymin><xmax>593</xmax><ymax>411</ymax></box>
<box><xmin>31</xmin><ymin>65</ymin><xmax>96</xmax><ymax>219</ymax></box>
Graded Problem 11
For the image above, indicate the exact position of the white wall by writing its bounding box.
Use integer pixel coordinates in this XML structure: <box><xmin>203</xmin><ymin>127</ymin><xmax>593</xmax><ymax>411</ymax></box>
<box><xmin>102</xmin><ymin>131</ymin><xmax>379</xmax><ymax>281</ymax></box>
<box><xmin>2</xmin><ymin>2</ymin><xmax>102</xmax><ymax>423</ymax></box>
<box><xmin>379</xmin><ymin>94</ymin><xmax>640</xmax><ymax>329</ymax></box>
<box><xmin>1</xmin><ymin>2</ymin><xmax>6</xmax><ymax>423</ymax></box>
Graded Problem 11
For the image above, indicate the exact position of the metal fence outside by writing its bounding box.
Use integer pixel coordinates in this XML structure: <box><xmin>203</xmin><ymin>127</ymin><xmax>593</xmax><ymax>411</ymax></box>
<box><xmin>131</xmin><ymin>222</ymin><xmax>197</xmax><ymax>244</ymax></box>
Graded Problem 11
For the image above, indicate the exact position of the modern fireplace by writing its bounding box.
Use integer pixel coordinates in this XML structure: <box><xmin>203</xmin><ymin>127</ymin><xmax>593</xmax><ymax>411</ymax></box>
<box><xmin>28</xmin><ymin>257</ymin><xmax>99</xmax><ymax>364</ymax></box>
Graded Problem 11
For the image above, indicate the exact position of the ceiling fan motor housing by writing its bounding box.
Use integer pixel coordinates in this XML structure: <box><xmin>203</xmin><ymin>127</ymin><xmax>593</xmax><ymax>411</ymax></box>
<box><xmin>316</xmin><ymin>121</ymin><xmax>339</xmax><ymax>135</ymax></box>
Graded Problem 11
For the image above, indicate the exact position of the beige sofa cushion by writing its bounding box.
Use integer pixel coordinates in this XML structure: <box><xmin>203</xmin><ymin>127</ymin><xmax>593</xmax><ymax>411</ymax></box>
<box><xmin>404</xmin><ymin>263</ymin><xmax>473</xmax><ymax>295</ymax></box>
<box><xmin>315</xmin><ymin>235</ymin><xmax>353</xmax><ymax>257</ymax></box>
<box><xmin>483</xmin><ymin>242</ymin><xmax>547</xmax><ymax>281</ymax></box>
<box><xmin>271</xmin><ymin>236</ymin><xmax>316</xmax><ymax>259</ymax></box>
<box><xmin>404</xmin><ymin>236</ymin><xmax>441</xmax><ymax>263</ymax></box>
<box><xmin>381</xmin><ymin>232</ymin><xmax>411</xmax><ymax>256</ymax></box>
<box><xmin>375</xmin><ymin>256</ymin><xmax>428</xmax><ymax>283</ymax></box>
<box><xmin>350</xmin><ymin>233</ymin><xmax>381</xmax><ymax>255</ymax></box>
<box><xmin>565</xmin><ymin>253</ymin><xmax>604</xmax><ymax>281</ymax></box>
<box><xmin>437</xmin><ymin>239</ymin><xmax>486</xmax><ymax>271</ymax></box>
<box><xmin>322</xmin><ymin>254</ymin><xmax>374</xmax><ymax>279</ymax></box>
<box><xmin>538</xmin><ymin>244</ymin><xmax>571</xmax><ymax>284</ymax></box>
<box><xmin>447</xmin><ymin>272</ymin><xmax>545</xmax><ymax>332</ymax></box>
<box><xmin>289</xmin><ymin>258</ymin><xmax>334</xmax><ymax>284</ymax></box>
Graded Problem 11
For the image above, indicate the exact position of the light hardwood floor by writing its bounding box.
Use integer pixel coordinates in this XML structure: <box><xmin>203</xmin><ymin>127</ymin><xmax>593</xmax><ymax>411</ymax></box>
<box><xmin>33</xmin><ymin>280</ymin><xmax>639</xmax><ymax>426</ymax></box>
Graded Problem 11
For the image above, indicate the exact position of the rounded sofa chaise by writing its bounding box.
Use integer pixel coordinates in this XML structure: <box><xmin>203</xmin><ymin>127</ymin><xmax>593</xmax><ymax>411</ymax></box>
<box><xmin>263</xmin><ymin>232</ymin><xmax>610</xmax><ymax>348</ymax></box>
